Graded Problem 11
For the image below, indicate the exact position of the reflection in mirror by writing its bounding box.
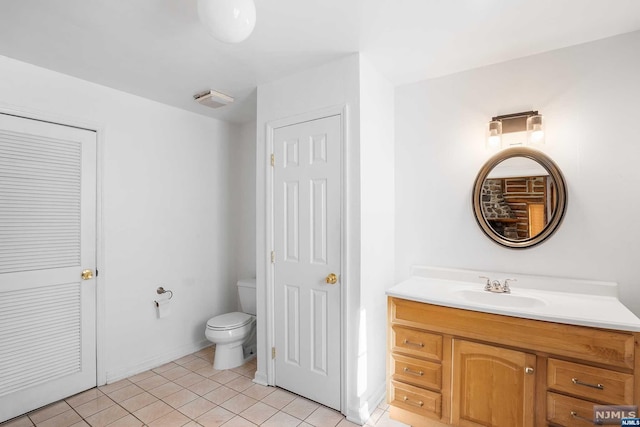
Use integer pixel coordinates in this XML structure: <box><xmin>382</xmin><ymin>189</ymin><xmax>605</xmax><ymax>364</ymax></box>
<box><xmin>481</xmin><ymin>157</ymin><xmax>557</xmax><ymax>241</ymax></box>
<box><xmin>472</xmin><ymin>147</ymin><xmax>567</xmax><ymax>249</ymax></box>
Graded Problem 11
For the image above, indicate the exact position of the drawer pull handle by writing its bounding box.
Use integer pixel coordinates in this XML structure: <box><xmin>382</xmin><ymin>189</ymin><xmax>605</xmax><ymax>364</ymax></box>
<box><xmin>572</xmin><ymin>378</ymin><xmax>604</xmax><ymax>390</ymax></box>
<box><xmin>403</xmin><ymin>367</ymin><xmax>424</xmax><ymax>376</ymax></box>
<box><xmin>403</xmin><ymin>339</ymin><xmax>424</xmax><ymax>348</ymax></box>
<box><xmin>571</xmin><ymin>411</ymin><xmax>598</xmax><ymax>424</ymax></box>
<box><xmin>403</xmin><ymin>396</ymin><xmax>424</xmax><ymax>407</ymax></box>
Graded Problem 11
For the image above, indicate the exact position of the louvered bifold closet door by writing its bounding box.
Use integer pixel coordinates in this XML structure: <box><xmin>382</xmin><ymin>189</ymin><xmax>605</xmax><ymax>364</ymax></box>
<box><xmin>0</xmin><ymin>113</ymin><xmax>97</xmax><ymax>423</ymax></box>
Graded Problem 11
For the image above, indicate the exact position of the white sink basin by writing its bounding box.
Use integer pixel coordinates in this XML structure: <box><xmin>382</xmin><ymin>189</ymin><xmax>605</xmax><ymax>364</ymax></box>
<box><xmin>453</xmin><ymin>289</ymin><xmax>547</xmax><ymax>308</ymax></box>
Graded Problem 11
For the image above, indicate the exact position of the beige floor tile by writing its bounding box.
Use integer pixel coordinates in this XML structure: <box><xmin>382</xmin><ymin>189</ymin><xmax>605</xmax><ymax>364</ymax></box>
<box><xmin>1</xmin><ymin>416</ymin><xmax>33</xmax><ymax>427</ymax></box>
<box><xmin>220</xmin><ymin>416</ymin><xmax>256</xmax><ymax>427</ymax></box>
<box><xmin>127</xmin><ymin>370</ymin><xmax>156</xmax><ymax>384</ymax></box>
<box><xmin>239</xmin><ymin>402</ymin><xmax>278</xmax><ymax>425</ymax></box>
<box><xmin>147</xmin><ymin>410</ymin><xmax>190</xmax><ymax>427</ymax></box>
<box><xmin>299</xmin><ymin>423</ymin><xmax>313</xmax><ymax>427</ymax></box>
<box><xmin>220</xmin><ymin>395</ymin><xmax>257</xmax><ymax>414</ymax></box>
<box><xmin>119</xmin><ymin>392</ymin><xmax>159</xmax><ymax>413</ymax></box>
<box><xmin>193</xmin><ymin>347</ymin><xmax>214</xmax><ymax>361</ymax></box>
<box><xmin>74</xmin><ymin>396</ymin><xmax>116</xmax><ymax>419</ymax></box>
<box><xmin>260</xmin><ymin>389</ymin><xmax>296</xmax><ymax>410</ymax></box>
<box><xmin>99</xmin><ymin>380</ymin><xmax>133</xmax><ymax>395</ymax></box>
<box><xmin>107</xmin><ymin>384</ymin><xmax>145</xmax><ymax>403</ymax></box>
<box><xmin>29</xmin><ymin>401</ymin><xmax>72</xmax><ymax>424</ymax></box>
<box><xmin>372</xmin><ymin>412</ymin><xmax>408</xmax><ymax>427</ymax></box>
<box><xmin>104</xmin><ymin>414</ymin><xmax>143</xmax><ymax>427</ymax></box>
<box><xmin>153</xmin><ymin>363</ymin><xmax>179</xmax><ymax>374</ymax></box>
<box><xmin>37</xmin><ymin>410</ymin><xmax>81</xmax><ymax>427</ymax></box>
<box><xmin>196</xmin><ymin>406</ymin><xmax>234</xmax><ymax>427</ymax></box>
<box><xmin>162</xmin><ymin>389</ymin><xmax>199</xmax><ymax>409</ymax></box>
<box><xmin>194</xmin><ymin>366</ymin><xmax>222</xmax><ymax>378</ymax></box>
<box><xmin>136</xmin><ymin>375</ymin><xmax>170</xmax><ymax>391</ymax></box>
<box><xmin>337</xmin><ymin>419</ymin><xmax>360</xmax><ymax>427</ymax></box>
<box><xmin>173</xmin><ymin>373</ymin><xmax>206</xmax><ymax>388</ymax></box>
<box><xmin>202</xmin><ymin>386</ymin><xmax>238</xmax><ymax>405</ymax></box>
<box><xmin>181</xmin><ymin>422</ymin><xmax>200</xmax><ymax>427</ymax></box>
<box><xmin>260</xmin><ymin>411</ymin><xmax>301</xmax><ymax>427</ymax></box>
<box><xmin>364</xmin><ymin>408</ymin><xmax>384</xmax><ymax>426</ymax></box>
<box><xmin>225</xmin><ymin>377</ymin><xmax>253</xmax><ymax>393</ymax></box>
<box><xmin>84</xmin><ymin>405</ymin><xmax>128</xmax><ymax>427</ymax></box>
<box><xmin>159</xmin><ymin>366</ymin><xmax>191</xmax><ymax>381</ymax></box>
<box><xmin>305</xmin><ymin>406</ymin><xmax>343</xmax><ymax>427</ymax></box>
<box><xmin>210</xmin><ymin>371</ymin><xmax>239</xmax><ymax>385</ymax></box>
<box><xmin>66</xmin><ymin>389</ymin><xmax>104</xmax><ymax>408</ymax></box>
<box><xmin>147</xmin><ymin>382</ymin><xmax>184</xmax><ymax>399</ymax></box>
<box><xmin>241</xmin><ymin>384</ymin><xmax>275</xmax><ymax>401</ymax></box>
<box><xmin>132</xmin><ymin>400</ymin><xmax>174</xmax><ymax>424</ymax></box>
<box><xmin>282</xmin><ymin>397</ymin><xmax>320</xmax><ymax>420</ymax></box>
<box><xmin>187</xmin><ymin>379</ymin><xmax>221</xmax><ymax>396</ymax></box>
<box><xmin>180</xmin><ymin>358</ymin><xmax>210</xmax><ymax>372</ymax></box>
<box><xmin>174</xmin><ymin>355</ymin><xmax>198</xmax><ymax>366</ymax></box>
<box><xmin>69</xmin><ymin>421</ymin><xmax>90</xmax><ymax>427</ymax></box>
<box><xmin>176</xmin><ymin>397</ymin><xmax>216</xmax><ymax>419</ymax></box>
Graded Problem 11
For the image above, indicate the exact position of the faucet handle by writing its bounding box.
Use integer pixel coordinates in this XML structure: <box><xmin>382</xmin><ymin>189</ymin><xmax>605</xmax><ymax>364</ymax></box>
<box><xmin>479</xmin><ymin>276</ymin><xmax>491</xmax><ymax>290</ymax></box>
<box><xmin>503</xmin><ymin>278</ymin><xmax>517</xmax><ymax>291</ymax></box>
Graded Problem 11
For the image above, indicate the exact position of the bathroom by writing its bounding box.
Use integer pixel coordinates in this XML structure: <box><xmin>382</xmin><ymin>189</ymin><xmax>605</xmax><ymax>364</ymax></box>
<box><xmin>1</xmin><ymin>2</ymin><xmax>640</xmax><ymax>426</ymax></box>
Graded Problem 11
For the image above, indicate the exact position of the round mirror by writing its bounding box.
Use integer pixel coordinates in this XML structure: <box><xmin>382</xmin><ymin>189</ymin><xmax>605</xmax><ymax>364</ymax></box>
<box><xmin>472</xmin><ymin>147</ymin><xmax>567</xmax><ymax>249</ymax></box>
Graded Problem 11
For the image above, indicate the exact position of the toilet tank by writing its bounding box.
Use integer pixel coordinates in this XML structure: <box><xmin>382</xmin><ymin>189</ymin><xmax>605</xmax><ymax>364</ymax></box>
<box><xmin>237</xmin><ymin>278</ymin><xmax>256</xmax><ymax>315</ymax></box>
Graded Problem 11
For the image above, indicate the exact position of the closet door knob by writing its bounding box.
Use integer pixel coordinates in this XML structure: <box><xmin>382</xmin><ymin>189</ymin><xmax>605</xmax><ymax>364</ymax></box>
<box><xmin>81</xmin><ymin>269</ymin><xmax>94</xmax><ymax>280</ymax></box>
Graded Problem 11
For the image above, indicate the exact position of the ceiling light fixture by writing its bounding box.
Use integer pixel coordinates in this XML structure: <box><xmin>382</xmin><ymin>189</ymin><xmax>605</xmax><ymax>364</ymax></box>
<box><xmin>197</xmin><ymin>0</ymin><xmax>256</xmax><ymax>44</ymax></box>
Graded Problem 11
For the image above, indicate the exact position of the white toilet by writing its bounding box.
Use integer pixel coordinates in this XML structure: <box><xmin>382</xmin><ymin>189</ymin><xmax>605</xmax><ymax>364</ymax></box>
<box><xmin>205</xmin><ymin>278</ymin><xmax>257</xmax><ymax>370</ymax></box>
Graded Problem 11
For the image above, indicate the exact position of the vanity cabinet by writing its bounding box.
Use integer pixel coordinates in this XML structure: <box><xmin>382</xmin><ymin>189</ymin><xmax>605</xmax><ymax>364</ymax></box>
<box><xmin>387</xmin><ymin>297</ymin><xmax>640</xmax><ymax>427</ymax></box>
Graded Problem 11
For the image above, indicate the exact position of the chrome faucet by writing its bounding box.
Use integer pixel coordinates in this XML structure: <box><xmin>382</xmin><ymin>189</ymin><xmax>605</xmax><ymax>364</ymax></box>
<box><xmin>479</xmin><ymin>276</ymin><xmax>516</xmax><ymax>293</ymax></box>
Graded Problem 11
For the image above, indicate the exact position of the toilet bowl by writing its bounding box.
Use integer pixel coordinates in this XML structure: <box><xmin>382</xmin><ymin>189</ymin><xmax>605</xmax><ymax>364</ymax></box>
<box><xmin>205</xmin><ymin>279</ymin><xmax>256</xmax><ymax>370</ymax></box>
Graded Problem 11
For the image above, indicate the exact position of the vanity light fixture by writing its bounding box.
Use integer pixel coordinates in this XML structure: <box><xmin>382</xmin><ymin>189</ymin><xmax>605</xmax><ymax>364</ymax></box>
<box><xmin>486</xmin><ymin>111</ymin><xmax>545</xmax><ymax>149</ymax></box>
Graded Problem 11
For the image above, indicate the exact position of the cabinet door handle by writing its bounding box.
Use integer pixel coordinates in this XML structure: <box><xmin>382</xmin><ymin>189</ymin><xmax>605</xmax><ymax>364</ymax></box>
<box><xmin>571</xmin><ymin>411</ymin><xmax>597</xmax><ymax>424</ymax></box>
<box><xmin>402</xmin><ymin>339</ymin><xmax>424</xmax><ymax>348</ymax></box>
<box><xmin>403</xmin><ymin>396</ymin><xmax>424</xmax><ymax>407</ymax></box>
<box><xmin>572</xmin><ymin>378</ymin><xmax>604</xmax><ymax>390</ymax></box>
<box><xmin>403</xmin><ymin>367</ymin><xmax>424</xmax><ymax>376</ymax></box>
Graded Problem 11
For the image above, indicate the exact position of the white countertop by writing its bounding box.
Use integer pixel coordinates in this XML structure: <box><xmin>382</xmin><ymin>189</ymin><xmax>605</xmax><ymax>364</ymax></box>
<box><xmin>386</xmin><ymin>267</ymin><xmax>640</xmax><ymax>332</ymax></box>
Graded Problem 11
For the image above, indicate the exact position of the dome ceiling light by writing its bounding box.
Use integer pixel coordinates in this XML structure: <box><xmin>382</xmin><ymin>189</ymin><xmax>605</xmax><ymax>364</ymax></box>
<box><xmin>197</xmin><ymin>0</ymin><xmax>256</xmax><ymax>43</ymax></box>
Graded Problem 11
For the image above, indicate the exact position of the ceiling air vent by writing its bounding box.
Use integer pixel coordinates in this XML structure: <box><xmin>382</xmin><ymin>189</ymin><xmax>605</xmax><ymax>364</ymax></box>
<box><xmin>194</xmin><ymin>90</ymin><xmax>234</xmax><ymax>109</ymax></box>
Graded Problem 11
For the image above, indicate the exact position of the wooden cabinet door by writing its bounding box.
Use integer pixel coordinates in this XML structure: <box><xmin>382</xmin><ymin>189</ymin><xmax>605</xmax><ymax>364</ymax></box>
<box><xmin>452</xmin><ymin>340</ymin><xmax>535</xmax><ymax>427</ymax></box>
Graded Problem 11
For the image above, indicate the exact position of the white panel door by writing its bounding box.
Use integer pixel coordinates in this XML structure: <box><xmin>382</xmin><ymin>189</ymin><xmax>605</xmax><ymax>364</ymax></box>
<box><xmin>0</xmin><ymin>114</ymin><xmax>97</xmax><ymax>422</ymax></box>
<box><xmin>273</xmin><ymin>115</ymin><xmax>341</xmax><ymax>410</ymax></box>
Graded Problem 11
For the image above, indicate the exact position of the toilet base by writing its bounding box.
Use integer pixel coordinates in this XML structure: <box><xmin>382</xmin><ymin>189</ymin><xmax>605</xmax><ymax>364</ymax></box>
<box><xmin>212</xmin><ymin>324</ymin><xmax>257</xmax><ymax>370</ymax></box>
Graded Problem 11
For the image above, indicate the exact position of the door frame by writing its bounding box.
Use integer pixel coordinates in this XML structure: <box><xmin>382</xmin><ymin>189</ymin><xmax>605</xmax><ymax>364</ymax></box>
<box><xmin>264</xmin><ymin>105</ymin><xmax>349</xmax><ymax>412</ymax></box>
<box><xmin>0</xmin><ymin>103</ymin><xmax>106</xmax><ymax>387</ymax></box>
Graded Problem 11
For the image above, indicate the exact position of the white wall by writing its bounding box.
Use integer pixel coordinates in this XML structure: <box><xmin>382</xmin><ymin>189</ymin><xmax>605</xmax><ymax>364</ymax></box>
<box><xmin>0</xmin><ymin>55</ymin><xmax>241</xmax><ymax>382</ymax></box>
<box><xmin>232</xmin><ymin>120</ymin><xmax>257</xmax><ymax>284</ymax></box>
<box><xmin>395</xmin><ymin>30</ymin><xmax>640</xmax><ymax>314</ymax></box>
<box><xmin>357</xmin><ymin>56</ymin><xmax>395</xmax><ymax>419</ymax></box>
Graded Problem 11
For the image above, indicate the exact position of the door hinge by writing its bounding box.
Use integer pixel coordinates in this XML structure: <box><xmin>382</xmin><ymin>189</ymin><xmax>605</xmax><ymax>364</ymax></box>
<box><xmin>271</xmin><ymin>251</ymin><xmax>275</xmax><ymax>263</ymax></box>
<box><xmin>96</xmin><ymin>269</ymin><xmax>99</xmax><ymax>277</ymax></box>
<box><xmin>270</xmin><ymin>153</ymin><xmax>275</xmax><ymax>167</ymax></box>
<box><xmin>272</xmin><ymin>347</ymin><xmax>276</xmax><ymax>359</ymax></box>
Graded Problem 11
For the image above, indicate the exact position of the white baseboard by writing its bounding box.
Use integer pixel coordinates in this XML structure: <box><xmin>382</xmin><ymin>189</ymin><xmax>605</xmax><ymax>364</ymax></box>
<box><xmin>104</xmin><ymin>339</ymin><xmax>211</xmax><ymax>384</ymax></box>
<box><xmin>345</xmin><ymin>381</ymin><xmax>387</xmax><ymax>425</ymax></box>
<box><xmin>252</xmin><ymin>370</ymin><xmax>269</xmax><ymax>386</ymax></box>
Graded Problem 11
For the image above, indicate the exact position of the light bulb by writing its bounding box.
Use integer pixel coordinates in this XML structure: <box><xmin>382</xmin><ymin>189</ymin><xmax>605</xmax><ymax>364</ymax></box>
<box><xmin>486</xmin><ymin>120</ymin><xmax>502</xmax><ymax>149</ymax></box>
<box><xmin>526</xmin><ymin>114</ymin><xmax>545</xmax><ymax>145</ymax></box>
<box><xmin>198</xmin><ymin>0</ymin><xmax>256</xmax><ymax>44</ymax></box>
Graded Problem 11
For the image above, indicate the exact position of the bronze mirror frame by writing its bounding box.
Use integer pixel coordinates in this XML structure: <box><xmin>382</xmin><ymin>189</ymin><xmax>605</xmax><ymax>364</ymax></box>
<box><xmin>472</xmin><ymin>147</ymin><xmax>567</xmax><ymax>249</ymax></box>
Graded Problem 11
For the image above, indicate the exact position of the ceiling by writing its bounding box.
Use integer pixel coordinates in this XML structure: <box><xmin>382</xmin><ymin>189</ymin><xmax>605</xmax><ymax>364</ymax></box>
<box><xmin>1</xmin><ymin>0</ymin><xmax>640</xmax><ymax>124</ymax></box>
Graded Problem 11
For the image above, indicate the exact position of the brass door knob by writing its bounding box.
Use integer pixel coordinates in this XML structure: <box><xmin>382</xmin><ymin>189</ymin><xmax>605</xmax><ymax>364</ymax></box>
<box><xmin>81</xmin><ymin>269</ymin><xmax>94</xmax><ymax>280</ymax></box>
<box><xmin>525</xmin><ymin>367</ymin><xmax>534</xmax><ymax>375</ymax></box>
<box><xmin>325</xmin><ymin>273</ymin><xmax>338</xmax><ymax>285</ymax></box>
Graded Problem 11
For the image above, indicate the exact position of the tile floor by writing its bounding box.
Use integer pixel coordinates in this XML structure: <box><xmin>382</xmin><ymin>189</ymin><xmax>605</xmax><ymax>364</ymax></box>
<box><xmin>1</xmin><ymin>347</ymin><xmax>407</xmax><ymax>427</ymax></box>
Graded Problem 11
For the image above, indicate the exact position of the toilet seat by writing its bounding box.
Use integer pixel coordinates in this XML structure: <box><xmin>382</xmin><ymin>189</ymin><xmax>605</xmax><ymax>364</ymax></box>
<box><xmin>207</xmin><ymin>312</ymin><xmax>253</xmax><ymax>331</ymax></box>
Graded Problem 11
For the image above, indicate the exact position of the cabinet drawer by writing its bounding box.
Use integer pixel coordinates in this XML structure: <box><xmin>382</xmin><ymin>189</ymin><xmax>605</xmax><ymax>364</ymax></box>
<box><xmin>391</xmin><ymin>325</ymin><xmax>442</xmax><ymax>361</ymax></box>
<box><xmin>389</xmin><ymin>380</ymin><xmax>441</xmax><ymax>420</ymax></box>
<box><xmin>547</xmin><ymin>359</ymin><xmax>634</xmax><ymax>404</ymax></box>
<box><xmin>547</xmin><ymin>392</ymin><xmax>596</xmax><ymax>426</ymax></box>
<box><xmin>391</xmin><ymin>353</ymin><xmax>441</xmax><ymax>391</ymax></box>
